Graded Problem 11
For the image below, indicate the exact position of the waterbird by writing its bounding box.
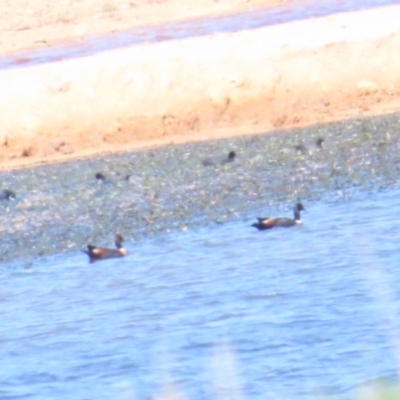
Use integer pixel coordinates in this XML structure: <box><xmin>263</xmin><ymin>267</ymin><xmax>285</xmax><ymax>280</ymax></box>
<box><xmin>316</xmin><ymin>138</ymin><xmax>324</xmax><ymax>149</ymax></box>
<box><xmin>224</xmin><ymin>150</ymin><xmax>236</xmax><ymax>163</ymax></box>
<box><xmin>0</xmin><ymin>189</ymin><xmax>16</xmax><ymax>200</ymax></box>
<box><xmin>95</xmin><ymin>172</ymin><xmax>106</xmax><ymax>181</ymax></box>
<box><xmin>294</xmin><ymin>143</ymin><xmax>306</xmax><ymax>153</ymax></box>
<box><xmin>83</xmin><ymin>234</ymin><xmax>127</xmax><ymax>262</ymax></box>
<box><xmin>251</xmin><ymin>203</ymin><xmax>305</xmax><ymax>230</ymax></box>
<box><xmin>203</xmin><ymin>150</ymin><xmax>237</xmax><ymax>166</ymax></box>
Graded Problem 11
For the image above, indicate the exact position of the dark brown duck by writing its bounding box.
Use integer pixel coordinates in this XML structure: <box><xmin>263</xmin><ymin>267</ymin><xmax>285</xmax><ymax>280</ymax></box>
<box><xmin>83</xmin><ymin>234</ymin><xmax>127</xmax><ymax>263</ymax></box>
<box><xmin>252</xmin><ymin>203</ymin><xmax>305</xmax><ymax>230</ymax></box>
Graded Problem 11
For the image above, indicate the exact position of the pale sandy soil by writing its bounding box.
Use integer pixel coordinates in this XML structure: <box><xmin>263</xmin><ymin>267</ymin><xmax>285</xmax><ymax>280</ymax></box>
<box><xmin>1</xmin><ymin>0</ymin><xmax>400</xmax><ymax>170</ymax></box>
<box><xmin>0</xmin><ymin>0</ymin><xmax>290</xmax><ymax>54</ymax></box>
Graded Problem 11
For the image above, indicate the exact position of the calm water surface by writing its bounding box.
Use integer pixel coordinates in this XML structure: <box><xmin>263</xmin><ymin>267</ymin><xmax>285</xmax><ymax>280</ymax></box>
<box><xmin>1</xmin><ymin>189</ymin><xmax>400</xmax><ymax>399</ymax></box>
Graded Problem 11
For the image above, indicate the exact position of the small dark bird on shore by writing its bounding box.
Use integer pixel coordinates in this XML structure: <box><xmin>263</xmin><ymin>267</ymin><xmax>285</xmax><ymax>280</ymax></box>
<box><xmin>223</xmin><ymin>150</ymin><xmax>236</xmax><ymax>163</ymax></box>
<box><xmin>95</xmin><ymin>172</ymin><xmax>106</xmax><ymax>181</ymax></box>
<box><xmin>83</xmin><ymin>234</ymin><xmax>127</xmax><ymax>263</ymax></box>
<box><xmin>316</xmin><ymin>138</ymin><xmax>324</xmax><ymax>149</ymax></box>
<box><xmin>203</xmin><ymin>150</ymin><xmax>237</xmax><ymax>166</ymax></box>
<box><xmin>252</xmin><ymin>203</ymin><xmax>305</xmax><ymax>230</ymax></box>
<box><xmin>0</xmin><ymin>189</ymin><xmax>16</xmax><ymax>201</ymax></box>
<box><xmin>294</xmin><ymin>143</ymin><xmax>306</xmax><ymax>153</ymax></box>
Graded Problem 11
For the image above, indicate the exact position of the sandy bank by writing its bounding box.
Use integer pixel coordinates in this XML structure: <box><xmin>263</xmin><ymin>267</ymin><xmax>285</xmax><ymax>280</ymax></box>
<box><xmin>1</xmin><ymin>3</ymin><xmax>400</xmax><ymax>169</ymax></box>
<box><xmin>1</xmin><ymin>0</ymin><xmax>290</xmax><ymax>54</ymax></box>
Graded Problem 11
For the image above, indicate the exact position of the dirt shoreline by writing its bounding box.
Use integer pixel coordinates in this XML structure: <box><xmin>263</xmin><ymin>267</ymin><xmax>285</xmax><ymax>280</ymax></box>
<box><xmin>1</xmin><ymin>3</ymin><xmax>400</xmax><ymax>170</ymax></box>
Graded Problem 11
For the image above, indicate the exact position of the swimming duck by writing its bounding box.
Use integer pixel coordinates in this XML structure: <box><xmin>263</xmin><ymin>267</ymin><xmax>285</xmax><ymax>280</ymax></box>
<box><xmin>252</xmin><ymin>203</ymin><xmax>305</xmax><ymax>230</ymax></box>
<box><xmin>83</xmin><ymin>234</ymin><xmax>127</xmax><ymax>262</ymax></box>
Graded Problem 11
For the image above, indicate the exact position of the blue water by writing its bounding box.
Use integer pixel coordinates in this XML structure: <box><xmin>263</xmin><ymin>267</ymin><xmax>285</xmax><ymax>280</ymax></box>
<box><xmin>1</xmin><ymin>189</ymin><xmax>400</xmax><ymax>399</ymax></box>
<box><xmin>0</xmin><ymin>0</ymin><xmax>398</xmax><ymax>70</ymax></box>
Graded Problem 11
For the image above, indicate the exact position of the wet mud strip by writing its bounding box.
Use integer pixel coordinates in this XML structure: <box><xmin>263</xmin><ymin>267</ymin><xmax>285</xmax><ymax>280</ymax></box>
<box><xmin>1</xmin><ymin>113</ymin><xmax>400</xmax><ymax>265</ymax></box>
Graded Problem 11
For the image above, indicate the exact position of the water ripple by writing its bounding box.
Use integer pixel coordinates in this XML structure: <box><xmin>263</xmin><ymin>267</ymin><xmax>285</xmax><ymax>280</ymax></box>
<box><xmin>2</xmin><ymin>189</ymin><xmax>400</xmax><ymax>398</ymax></box>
